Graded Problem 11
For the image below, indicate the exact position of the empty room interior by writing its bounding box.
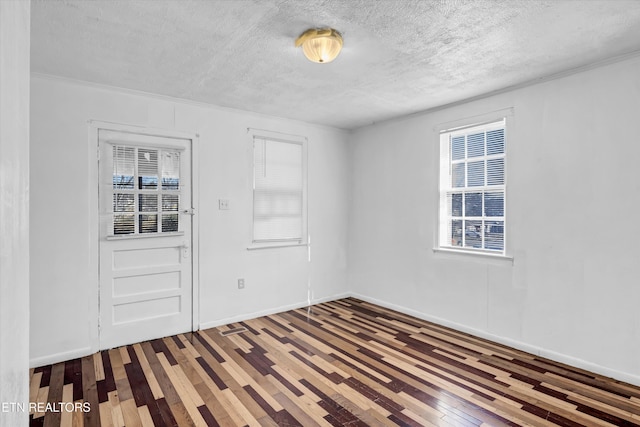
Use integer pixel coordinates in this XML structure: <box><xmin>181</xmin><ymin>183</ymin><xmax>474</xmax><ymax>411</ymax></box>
<box><xmin>2</xmin><ymin>0</ymin><xmax>640</xmax><ymax>426</ymax></box>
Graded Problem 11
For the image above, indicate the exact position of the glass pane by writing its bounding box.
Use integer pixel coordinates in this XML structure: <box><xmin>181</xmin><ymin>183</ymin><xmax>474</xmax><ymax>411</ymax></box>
<box><xmin>452</xmin><ymin>163</ymin><xmax>465</xmax><ymax>188</ymax></box>
<box><xmin>487</xmin><ymin>129</ymin><xmax>505</xmax><ymax>155</ymax></box>
<box><xmin>138</xmin><ymin>194</ymin><xmax>158</xmax><ymax>212</ymax></box>
<box><xmin>113</xmin><ymin>193</ymin><xmax>134</xmax><ymax>212</ymax></box>
<box><xmin>487</xmin><ymin>158</ymin><xmax>504</xmax><ymax>185</ymax></box>
<box><xmin>465</xmin><ymin>192</ymin><xmax>482</xmax><ymax>216</ymax></box>
<box><xmin>162</xmin><ymin>151</ymin><xmax>180</xmax><ymax>190</ymax></box>
<box><xmin>113</xmin><ymin>146</ymin><xmax>135</xmax><ymax>189</ymax></box>
<box><xmin>162</xmin><ymin>214</ymin><xmax>179</xmax><ymax>232</ymax></box>
<box><xmin>484</xmin><ymin>192</ymin><xmax>504</xmax><ymax>217</ymax></box>
<box><xmin>138</xmin><ymin>176</ymin><xmax>158</xmax><ymax>189</ymax></box>
<box><xmin>450</xmin><ymin>193</ymin><xmax>462</xmax><ymax>217</ymax></box>
<box><xmin>484</xmin><ymin>221</ymin><xmax>504</xmax><ymax>250</ymax></box>
<box><xmin>451</xmin><ymin>219</ymin><xmax>462</xmax><ymax>246</ymax></box>
<box><xmin>464</xmin><ymin>220</ymin><xmax>482</xmax><ymax>248</ymax></box>
<box><xmin>114</xmin><ymin>214</ymin><xmax>134</xmax><ymax>235</ymax></box>
<box><xmin>162</xmin><ymin>194</ymin><xmax>179</xmax><ymax>212</ymax></box>
<box><xmin>467</xmin><ymin>133</ymin><xmax>484</xmax><ymax>157</ymax></box>
<box><xmin>139</xmin><ymin>214</ymin><xmax>157</xmax><ymax>233</ymax></box>
<box><xmin>451</xmin><ymin>136</ymin><xmax>465</xmax><ymax>161</ymax></box>
<box><xmin>467</xmin><ymin>161</ymin><xmax>484</xmax><ymax>187</ymax></box>
<box><xmin>138</xmin><ymin>149</ymin><xmax>158</xmax><ymax>189</ymax></box>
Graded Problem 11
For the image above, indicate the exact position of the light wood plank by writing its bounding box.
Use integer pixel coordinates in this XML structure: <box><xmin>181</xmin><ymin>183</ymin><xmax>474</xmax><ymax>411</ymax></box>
<box><xmin>93</xmin><ymin>352</ymin><xmax>105</xmax><ymax>382</ymax></box>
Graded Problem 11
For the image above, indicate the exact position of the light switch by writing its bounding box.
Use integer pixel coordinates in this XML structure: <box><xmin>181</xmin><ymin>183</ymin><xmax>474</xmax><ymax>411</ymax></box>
<box><xmin>218</xmin><ymin>199</ymin><xmax>229</xmax><ymax>210</ymax></box>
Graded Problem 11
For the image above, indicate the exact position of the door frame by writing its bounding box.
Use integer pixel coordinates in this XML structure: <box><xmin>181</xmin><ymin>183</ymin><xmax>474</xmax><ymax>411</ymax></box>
<box><xmin>88</xmin><ymin>120</ymin><xmax>200</xmax><ymax>353</ymax></box>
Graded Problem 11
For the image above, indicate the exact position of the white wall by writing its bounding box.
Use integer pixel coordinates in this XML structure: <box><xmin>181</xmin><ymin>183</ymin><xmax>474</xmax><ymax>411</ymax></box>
<box><xmin>0</xmin><ymin>1</ymin><xmax>30</xmax><ymax>425</ymax></box>
<box><xmin>348</xmin><ymin>55</ymin><xmax>640</xmax><ymax>386</ymax></box>
<box><xmin>29</xmin><ymin>43</ymin><xmax>640</xmax><ymax>389</ymax></box>
<box><xmin>30</xmin><ymin>76</ymin><xmax>350</xmax><ymax>365</ymax></box>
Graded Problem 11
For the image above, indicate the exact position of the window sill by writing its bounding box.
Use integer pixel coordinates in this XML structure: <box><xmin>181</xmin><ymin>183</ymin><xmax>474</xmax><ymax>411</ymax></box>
<box><xmin>247</xmin><ymin>242</ymin><xmax>308</xmax><ymax>251</ymax></box>
<box><xmin>433</xmin><ymin>247</ymin><xmax>513</xmax><ymax>263</ymax></box>
<box><xmin>106</xmin><ymin>231</ymin><xmax>185</xmax><ymax>241</ymax></box>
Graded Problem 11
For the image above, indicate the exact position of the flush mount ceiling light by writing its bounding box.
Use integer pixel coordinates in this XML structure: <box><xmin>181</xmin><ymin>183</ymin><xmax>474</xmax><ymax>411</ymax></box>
<box><xmin>295</xmin><ymin>28</ymin><xmax>343</xmax><ymax>63</ymax></box>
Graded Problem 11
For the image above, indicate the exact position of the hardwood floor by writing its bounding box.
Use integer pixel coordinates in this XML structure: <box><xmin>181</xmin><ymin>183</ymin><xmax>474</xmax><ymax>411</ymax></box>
<box><xmin>30</xmin><ymin>298</ymin><xmax>640</xmax><ymax>426</ymax></box>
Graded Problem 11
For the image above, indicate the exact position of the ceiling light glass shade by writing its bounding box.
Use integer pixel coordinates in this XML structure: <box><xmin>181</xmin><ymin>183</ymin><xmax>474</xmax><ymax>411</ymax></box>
<box><xmin>295</xmin><ymin>28</ymin><xmax>343</xmax><ymax>63</ymax></box>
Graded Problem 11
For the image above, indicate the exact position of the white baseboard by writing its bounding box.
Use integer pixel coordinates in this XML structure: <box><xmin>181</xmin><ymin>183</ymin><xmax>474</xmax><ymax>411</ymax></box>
<box><xmin>199</xmin><ymin>292</ymin><xmax>351</xmax><ymax>331</ymax></box>
<box><xmin>350</xmin><ymin>292</ymin><xmax>640</xmax><ymax>388</ymax></box>
<box><xmin>30</xmin><ymin>346</ymin><xmax>93</xmax><ymax>368</ymax></box>
<box><xmin>28</xmin><ymin>292</ymin><xmax>640</xmax><ymax>388</ymax></box>
<box><xmin>28</xmin><ymin>293</ymin><xmax>351</xmax><ymax>368</ymax></box>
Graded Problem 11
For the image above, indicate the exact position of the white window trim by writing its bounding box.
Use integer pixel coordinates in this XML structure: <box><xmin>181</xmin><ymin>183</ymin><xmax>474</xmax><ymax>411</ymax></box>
<box><xmin>246</xmin><ymin>128</ymin><xmax>308</xmax><ymax>250</ymax></box>
<box><xmin>434</xmin><ymin>108</ymin><xmax>514</xmax><ymax>260</ymax></box>
<box><xmin>105</xmin><ymin>142</ymin><xmax>185</xmax><ymax>238</ymax></box>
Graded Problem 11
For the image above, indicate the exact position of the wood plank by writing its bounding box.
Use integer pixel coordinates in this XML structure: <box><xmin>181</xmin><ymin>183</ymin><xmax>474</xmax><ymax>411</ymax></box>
<box><xmin>93</xmin><ymin>352</ymin><xmax>105</xmax><ymax>382</ymax></box>
<box><xmin>157</xmin><ymin>352</ymin><xmax>208</xmax><ymax>426</ymax></box>
<box><xmin>119</xmin><ymin>398</ymin><xmax>142</xmax><ymax>427</ymax></box>
<box><xmin>33</xmin><ymin>386</ymin><xmax>49</xmax><ymax>418</ymax></box>
<box><xmin>137</xmin><ymin>405</ymin><xmax>154</xmax><ymax>426</ymax></box>
<box><xmin>132</xmin><ymin>343</ymin><xmax>164</xmax><ymax>400</ymax></box>
<box><xmin>43</xmin><ymin>362</ymin><xmax>65</xmax><ymax>427</ymax></box>
<box><xmin>59</xmin><ymin>383</ymin><xmax>73</xmax><ymax>427</ymax></box>
<box><xmin>80</xmin><ymin>355</ymin><xmax>101</xmax><ymax>427</ymax></box>
<box><xmin>98</xmin><ymin>401</ymin><xmax>114</xmax><ymax>427</ymax></box>
<box><xmin>29</xmin><ymin>371</ymin><xmax>43</xmax><ymax>409</ymax></box>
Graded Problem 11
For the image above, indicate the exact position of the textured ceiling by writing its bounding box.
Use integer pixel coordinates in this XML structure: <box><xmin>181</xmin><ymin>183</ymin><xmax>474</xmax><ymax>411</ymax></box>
<box><xmin>31</xmin><ymin>0</ymin><xmax>640</xmax><ymax>130</ymax></box>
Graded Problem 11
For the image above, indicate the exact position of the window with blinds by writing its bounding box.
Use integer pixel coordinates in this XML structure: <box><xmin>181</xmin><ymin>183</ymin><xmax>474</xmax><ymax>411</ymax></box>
<box><xmin>438</xmin><ymin>119</ymin><xmax>506</xmax><ymax>253</ymax></box>
<box><xmin>112</xmin><ymin>145</ymin><xmax>181</xmax><ymax>235</ymax></box>
<box><xmin>251</xmin><ymin>133</ymin><xmax>307</xmax><ymax>245</ymax></box>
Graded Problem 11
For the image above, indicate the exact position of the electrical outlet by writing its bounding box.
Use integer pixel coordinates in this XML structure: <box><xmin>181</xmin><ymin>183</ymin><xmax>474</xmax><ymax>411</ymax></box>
<box><xmin>219</xmin><ymin>199</ymin><xmax>229</xmax><ymax>210</ymax></box>
<box><xmin>237</xmin><ymin>278</ymin><xmax>245</xmax><ymax>289</ymax></box>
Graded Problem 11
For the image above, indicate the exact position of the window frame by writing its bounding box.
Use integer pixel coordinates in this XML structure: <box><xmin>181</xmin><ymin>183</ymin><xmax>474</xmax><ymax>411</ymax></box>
<box><xmin>247</xmin><ymin>128</ymin><xmax>308</xmax><ymax>250</ymax></box>
<box><xmin>436</xmin><ymin>111</ymin><xmax>512</xmax><ymax>259</ymax></box>
<box><xmin>106</xmin><ymin>142</ymin><xmax>186</xmax><ymax>239</ymax></box>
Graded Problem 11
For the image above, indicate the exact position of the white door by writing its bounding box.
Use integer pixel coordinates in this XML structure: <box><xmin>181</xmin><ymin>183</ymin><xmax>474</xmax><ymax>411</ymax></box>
<box><xmin>98</xmin><ymin>129</ymin><xmax>193</xmax><ymax>350</ymax></box>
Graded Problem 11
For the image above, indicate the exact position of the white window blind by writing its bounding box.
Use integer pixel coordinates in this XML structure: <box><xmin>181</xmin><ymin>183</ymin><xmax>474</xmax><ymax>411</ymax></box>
<box><xmin>439</xmin><ymin>119</ymin><xmax>506</xmax><ymax>253</ymax></box>
<box><xmin>252</xmin><ymin>136</ymin><xmax>305</xmax><ymax>243</ymax></box>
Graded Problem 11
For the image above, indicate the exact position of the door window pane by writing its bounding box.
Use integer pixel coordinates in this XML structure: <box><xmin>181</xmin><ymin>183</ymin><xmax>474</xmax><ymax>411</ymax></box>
<box><xmin>113</xmin><ymin>146</ymin><xmax>135</xmax><ymax>189</ymax></box>
<box><xmin>139</xmin><ymin>214</ymin><xmax>157</xmax><ymax>233</ymax></box>
<box><xmin>162</xmin><ymin>214</ymin><xmax>179</xmax><ymax>232</ymax></box>
<box><xmin>162</xmin><ymin>151</ymin><xmax>180</xmax><ymax>190</ymax></box>
<box><xmin>139</xmin><ymin>194</ymin><xmax>158</xmax><ymax>212</ymax></box>
<box><xmin>162</xmin><ymin>194</ymin><xmax>179</xmax><ymax>212</ymax></box>
<box><xmin>114</xmin><ymin>194</ymin><xmax>134</xmax><ymax>212</ymax></box>
<box><xmin>138</xmin><ymin>149</ymin><xmax>158</xmax><ymax>189</ymax></box>
<box><xmin>114</xmin><ymin>214</ymin><xmax>135</xmax><ymax>235</ymax></box>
